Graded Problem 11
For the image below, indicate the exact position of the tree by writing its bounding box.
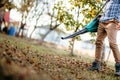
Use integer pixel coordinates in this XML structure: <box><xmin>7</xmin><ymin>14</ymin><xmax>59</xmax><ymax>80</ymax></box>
<box><xmin>54</xmin><ymin>0</ymin><xmax>105</xmax><ymax>55</ymax></box>
<box><xmin>29</xmin><ymin>0</ymin><xmax>45</xmax><ymax>38</ymax></box>
<box><xmin>16</xmin><ymin>0</ymin><xmax>34</xmax><ymax>37</ymax></box>
<box><xmin>40</xmin><ymin>0</ymin><xmax>61</xmax><ymax>41</ymax></box>
<box><xmin>41</xmin><ymin>6</ymin><xmax>60</xmax><ymax>41</ymax></box>
<box><xmin>0</xmin><ymin>0</ymin><xmax>8</xmax><ymax>8</ymax></box>
<box><xmin>29</xmin><ymin>0</ymin><xmax>62</xmax><ymax>41</ymax></box>
<box><xmin>0</xmin><ymin>0</ymin><xmax>17</xmax><ymax>9</ymax></box>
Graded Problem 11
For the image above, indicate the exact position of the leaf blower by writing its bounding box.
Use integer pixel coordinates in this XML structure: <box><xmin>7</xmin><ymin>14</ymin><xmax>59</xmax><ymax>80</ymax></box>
<box><xmin>61</xmin><ymin>0</ymin><xmax>109</xmax><ymax>40</ymax></box>
<box><xmin>61</xmin><ymin>17</ymin><xmax>99</xmax><ymax>39</ymax></box>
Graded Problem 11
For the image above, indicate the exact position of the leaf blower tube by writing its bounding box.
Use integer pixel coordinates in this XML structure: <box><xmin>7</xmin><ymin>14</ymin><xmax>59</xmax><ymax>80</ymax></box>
<box><xmin>61</xmin><ymin>18</ymin><xmax>99</xmax><ymax>39</ymax></box>
<box><xmin>61</xmin><ymin>28</ymin><xmax>87</xmax><ymax>39</ymax></box>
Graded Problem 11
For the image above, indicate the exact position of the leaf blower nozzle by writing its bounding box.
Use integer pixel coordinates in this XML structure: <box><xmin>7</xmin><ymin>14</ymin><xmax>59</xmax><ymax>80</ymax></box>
<box><xmin>61</xmin><ymin>28</ymin><xmax>87</xmax><ymax>39</ymax></box>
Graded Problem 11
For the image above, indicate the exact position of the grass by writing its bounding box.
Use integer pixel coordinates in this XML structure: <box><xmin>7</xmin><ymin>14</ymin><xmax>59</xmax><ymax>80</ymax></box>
<box><xmin>0</xmin><ymin>33</ymin><xmax>119</xmax><ymax>80</ymax></box>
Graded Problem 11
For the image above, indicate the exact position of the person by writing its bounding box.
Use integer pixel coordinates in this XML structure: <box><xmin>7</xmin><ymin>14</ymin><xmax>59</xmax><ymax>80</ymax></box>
<box><xmin>88</xmin><ymin>0</ymin><xmax>120</xmax><ymax>76</ymax></box>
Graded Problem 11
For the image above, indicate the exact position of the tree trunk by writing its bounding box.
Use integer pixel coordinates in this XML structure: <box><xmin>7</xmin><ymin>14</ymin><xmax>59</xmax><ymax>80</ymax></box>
<box><xmin>70</xmin><ymin>6</ymin><xmax>80</xmax><ymax>56</ymax></box>
<box><xmin>41</xmin><ymin>29</ymin><xmax>52</xmax><ymax>41</ymax></box>
<box><xmin>71</xmin><ymin>39</ymin><xmax>75</xmax><ymax>56</ymax></box>
<box><xmin>29</xmin><ymin>26</ymin><xmax>36</xmax><ymax>38</ymax></box>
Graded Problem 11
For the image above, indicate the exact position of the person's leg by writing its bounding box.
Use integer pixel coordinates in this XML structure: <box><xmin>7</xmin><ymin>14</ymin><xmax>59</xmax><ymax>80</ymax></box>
<box><xmin>95</xmin><ymin>22</ymin><xmax>107</xmax><ymax>62</ymax></box>
<box><xmin>105</xmin><ymin>22</ymin><xmax>120</xmax><ymax>63</ymax></box>
<box><xmin>88</xmin><ymin>22</ymin><xmax>107</xmax><ymax>71</ymax></box>
<box><xmin>105</xmin><ymin>22</ymin><xmax>120</xmax><ymax>76</ymax></box>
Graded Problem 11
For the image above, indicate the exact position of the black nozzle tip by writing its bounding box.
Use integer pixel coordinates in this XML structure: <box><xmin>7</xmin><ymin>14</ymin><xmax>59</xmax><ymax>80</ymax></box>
<box><xmin>61</xmin><ymin>37</ymin><xmax>64</xmax><ymax>39</ymax></box>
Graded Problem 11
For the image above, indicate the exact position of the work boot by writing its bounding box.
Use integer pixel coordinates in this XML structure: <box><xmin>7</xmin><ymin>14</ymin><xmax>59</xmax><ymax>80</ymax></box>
<box><xmin>88</xmin><ymin>60</ymin><xmax>101</xmax><ymax>72</ymax></box>
<box><xmin>115</xmin><ymin>63</ymin><xmax>120</xmax><ymax>76</ymax></box>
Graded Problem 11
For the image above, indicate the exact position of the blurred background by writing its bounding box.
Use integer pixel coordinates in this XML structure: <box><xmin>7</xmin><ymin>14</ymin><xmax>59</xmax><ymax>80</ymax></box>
<box><xmin>0</xmin><ymin>0</ymin><xmax>120</xmax><ymax>62</ymax></box>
